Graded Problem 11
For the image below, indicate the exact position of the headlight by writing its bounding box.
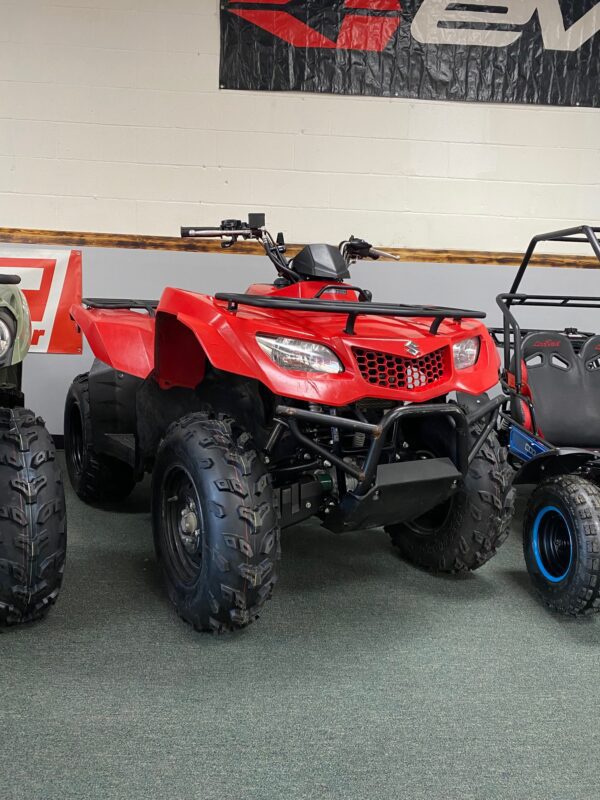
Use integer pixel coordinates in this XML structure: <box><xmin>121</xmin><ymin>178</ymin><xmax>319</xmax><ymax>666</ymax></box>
<box><xmin>453</xmin><ymin>337</ymin><xmax>480</xmax><ymax>370</ymax></box>
<box><xmin>256</xmin><ymin>335</ymin><xmax>343</xmax><ymax>374</ymax></box>
<box><xmin>0</xmin><ymin>316</ymin><xmax>14</xmax><ymax>359</ymax></box>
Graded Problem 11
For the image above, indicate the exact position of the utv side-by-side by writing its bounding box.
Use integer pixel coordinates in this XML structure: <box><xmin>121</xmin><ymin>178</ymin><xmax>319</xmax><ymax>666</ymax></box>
<box><xmin>0</xmin><ymin>273</ymin><xmax>66</xmax><ymax>626</ymax></box>
<box><xmin>64</xmin><ymin>216</ymin><xmax>514</xmax><ymax>632</ymax></box>
<box><xmin>493</xmin><ymin>225</ymin><xmax>600</xmax><ymax>616</ymax></box>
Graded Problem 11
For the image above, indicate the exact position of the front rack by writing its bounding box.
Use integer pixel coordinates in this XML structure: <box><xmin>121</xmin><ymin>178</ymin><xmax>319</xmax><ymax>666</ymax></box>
<box><xmin>214</xmin><ymin>292</ymin><xmax>485</xmax><ymax>335</ymax></box>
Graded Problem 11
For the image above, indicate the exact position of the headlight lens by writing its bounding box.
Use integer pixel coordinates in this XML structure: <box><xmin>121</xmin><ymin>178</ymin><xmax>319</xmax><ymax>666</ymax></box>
<box><xmin>256</xmin><ymin>335</ymin><xmax>343</xmax><ymax>374</ymax></box>
<box><xmin>0</xmin><ymin>317</ymin><xmax>13</xmax><ymax>359</ymax></box>
<box><xmin>453</xmin><ymin>337</ymin><xmax>480</xmax><ymax>370</ymax></box>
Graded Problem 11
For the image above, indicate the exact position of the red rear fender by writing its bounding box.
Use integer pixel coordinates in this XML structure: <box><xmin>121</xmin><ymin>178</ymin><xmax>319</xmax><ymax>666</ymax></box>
<box><xmin>71</xmin><ymin>305</ymin><xmax>155</xmax><ymax>379</ymax></box>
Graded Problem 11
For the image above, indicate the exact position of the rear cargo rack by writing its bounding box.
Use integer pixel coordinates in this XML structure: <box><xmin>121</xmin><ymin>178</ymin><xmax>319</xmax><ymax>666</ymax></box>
<box><xmin>83</xmin><ymin>298</ymin><xmax>159</xmax><ymax>316</ymax></box>
<box><xmin>214</xmin><ymin>293</ymin><xmax>485</xmax><ymax>335</ymax></box>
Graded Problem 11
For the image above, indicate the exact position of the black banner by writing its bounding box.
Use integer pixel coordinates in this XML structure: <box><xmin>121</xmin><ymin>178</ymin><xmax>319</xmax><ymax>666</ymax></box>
<box><xmin>220</xmin><ymin>1</ymin><xmax>600</xmax><ymax>107</ymax></box>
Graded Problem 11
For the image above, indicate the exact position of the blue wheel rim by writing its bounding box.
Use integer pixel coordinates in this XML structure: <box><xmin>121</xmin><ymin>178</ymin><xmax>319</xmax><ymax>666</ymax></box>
<box><xmin>532</xmin><ymin>505</ymin><xmax>573</xmax><ymax>583</ymax></box>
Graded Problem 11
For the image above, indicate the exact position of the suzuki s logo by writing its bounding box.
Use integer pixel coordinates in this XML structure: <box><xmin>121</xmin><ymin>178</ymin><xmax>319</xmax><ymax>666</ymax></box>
<box><xmin>406</xmin><ymin>341</ymin><xmax>420</xmax><ymax>356</ymax></box>
<box><xmin>229</xmin><ymin>1</ymin><xmax>600</xmax><ymax>53</ymax></box>
<box><xmin>228</xmin><ymin>1</ymin><xmax>402</xmax><ymax>52</ymax></box>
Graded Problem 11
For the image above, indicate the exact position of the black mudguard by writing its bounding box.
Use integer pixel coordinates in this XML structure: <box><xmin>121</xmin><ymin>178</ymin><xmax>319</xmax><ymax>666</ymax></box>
<box><xmin>88</xmin><ymin>359</ymin><xmax>142</xmax><ymax>466</ymax></box>
<box><xmin>513</xmin><ymin>448</ymin><xmax>600</xmax><ymax>485</ymax></box>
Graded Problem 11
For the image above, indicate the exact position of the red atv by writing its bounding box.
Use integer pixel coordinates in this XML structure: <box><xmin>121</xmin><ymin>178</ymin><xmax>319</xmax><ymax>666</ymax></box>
<box><xmin>64</xmin><ymin>215</ymin><xmax>514</xmax><ymax>632</ymax></box>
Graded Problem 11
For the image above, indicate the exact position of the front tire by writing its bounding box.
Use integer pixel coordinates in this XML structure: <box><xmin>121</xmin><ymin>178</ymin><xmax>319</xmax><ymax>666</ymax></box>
<box><xmin>0</xmin><ymin>408</ymin><xmax>66</xmax><ymax>625</ymax></box>
<box><xmin>64</xmin><ymin>373</ymin><xmax>136</xmax><ymax>503</ymax></box>
<box><xmin>152</xmin><ymin>412</ymin><xmax>280</xmax><ymax>632</ymax></box>
<box><xmin>524</xmin><ymin>475</ymin><xmax>600</xmax><ymax>616</ymax></box>
<box><xmin>386</xmin><ymin>420</ymin><xmax>514</xmax><ymax>573</ymax></box>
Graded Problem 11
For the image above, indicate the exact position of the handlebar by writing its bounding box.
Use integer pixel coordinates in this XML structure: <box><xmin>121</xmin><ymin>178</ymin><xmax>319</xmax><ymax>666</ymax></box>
<box><xmin>0</xmin><ymin>273</ymin><xmax>22</xmax><ymax>285</ymax></box>
<box><xmin>180</xmin><ymin>216</ymin><xmax>400</xmax><ymax>287</ymax></box>
<box><xmin>368</xmin><ymin>247</ymin><xmax>400</xmax><ymax>261</ymax></box>
<box><xmin>181</xmin><ymin>227</ymin><xmax>254</xmax><ymax>238</ymax></box>
<box><xmin>339</xmin><ymin>237</ymin><xmax>400</xmax><ymax>263</ymax></box>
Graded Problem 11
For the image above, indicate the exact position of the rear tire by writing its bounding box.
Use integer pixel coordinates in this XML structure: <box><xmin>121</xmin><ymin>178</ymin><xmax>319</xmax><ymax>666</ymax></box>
<box><xmin>386</xmin><ymin>418</ymin><xmax>515</xmax><ymax>573</ymax></box>
<box><xmin>152</xmin><ymin>411</ymin><xmax>280</xmax><ymax>632</ymax></box>
<box><xmin>0</xmin><ymin>408</ymin><xmax>66</xmax><ymax>625</ymax></box>
<box><xmin>524</xmin><ymin>475</ymin><xmax>600</xmax><ymax>616</ymax></box>
<box><xmin>64</xmin><ymin>373</ymin><xmax>136</xmax><ymax>503</ymax></box>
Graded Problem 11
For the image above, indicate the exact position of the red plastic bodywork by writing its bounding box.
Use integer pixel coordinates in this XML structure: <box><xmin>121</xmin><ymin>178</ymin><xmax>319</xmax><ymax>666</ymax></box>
<box><xmin>507</xmin><ymin>361</ymin><xmax>536</xmax><ymax>433</ymax></box>
<box><xmin>71</xmin><ymin>279</ymin><xmax>500</xmax><ymax>407</ymax></box>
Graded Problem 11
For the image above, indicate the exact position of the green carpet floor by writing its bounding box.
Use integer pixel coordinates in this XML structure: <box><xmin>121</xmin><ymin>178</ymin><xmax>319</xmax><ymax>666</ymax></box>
<box><xmin>1</xmin><ymin>465</ymin><xmax>599</xmax><ymax>800</ymax></box>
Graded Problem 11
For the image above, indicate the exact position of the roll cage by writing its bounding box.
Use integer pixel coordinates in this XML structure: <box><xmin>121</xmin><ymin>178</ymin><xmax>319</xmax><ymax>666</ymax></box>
<box><xmin>492</xmin><ymin>225</ymin><xmax>600</xmax><ymax>464</ymax></box>
<box><xmin>495</xmin><ymin>225</ymin><xmax>600</xmax><ymax>394</ymax></box>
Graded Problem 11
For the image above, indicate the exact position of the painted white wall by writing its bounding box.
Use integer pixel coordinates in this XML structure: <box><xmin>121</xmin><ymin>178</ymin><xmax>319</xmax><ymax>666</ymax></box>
<box><xmin>1</xmin><ymin>0</ymin><xmax>599</xmax><ymax>252</ymax></box>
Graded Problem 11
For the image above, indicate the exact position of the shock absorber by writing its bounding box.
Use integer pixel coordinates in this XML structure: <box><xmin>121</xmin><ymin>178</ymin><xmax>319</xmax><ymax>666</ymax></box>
<box><xmin>352</xmin><ymin>431</ymin><xmax>366</xmax><ymax>449</ymax></box>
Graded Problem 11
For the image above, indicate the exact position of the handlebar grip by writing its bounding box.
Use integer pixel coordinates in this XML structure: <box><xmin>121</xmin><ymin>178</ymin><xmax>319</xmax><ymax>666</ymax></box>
<box><xmin>369</xmin><ymin>247</ymin><xmax>400</xmax><ymax>261</ymax></box>
<box><xmin>180</xmin><ymin>226</ymin><xmax>223</xmax><ymax>238</ymax></box>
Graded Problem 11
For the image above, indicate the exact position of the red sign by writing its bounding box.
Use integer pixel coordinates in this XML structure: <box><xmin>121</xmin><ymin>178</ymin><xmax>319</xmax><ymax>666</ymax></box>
<box><xmin>0</xmin><ymin>248</ymin><xmax>82</xmax><ymax>354</ymax></box>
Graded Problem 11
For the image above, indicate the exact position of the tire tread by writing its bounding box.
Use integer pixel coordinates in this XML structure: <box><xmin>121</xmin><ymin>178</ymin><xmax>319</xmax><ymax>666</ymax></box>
<box><xmin>153</xmin><ymin>411</ymin><xmax>280</xmax><ymax>633</ymax></box>
<box><xmin>0</xmin><ymin>407</ymin><xmax>66</xmax><ymax>626</ymax></box>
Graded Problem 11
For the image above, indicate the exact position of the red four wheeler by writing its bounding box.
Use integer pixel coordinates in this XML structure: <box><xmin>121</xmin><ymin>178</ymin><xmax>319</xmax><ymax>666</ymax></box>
<box><xmin>64</xmin><ymin>215</ymin><xmax>514</xmax><ymax>632</ymax></box>
<box><xmin>494</xmin><ymin>225</ymin><xmax>600</xmax><ymax>616</ymax></box>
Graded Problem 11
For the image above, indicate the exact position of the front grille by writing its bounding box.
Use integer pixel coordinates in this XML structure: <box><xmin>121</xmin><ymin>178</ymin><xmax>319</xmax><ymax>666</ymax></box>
<box><xmin>353</xmin><ymin>346</ymin><xmax>449</xmax><ymax>390</ymax></box>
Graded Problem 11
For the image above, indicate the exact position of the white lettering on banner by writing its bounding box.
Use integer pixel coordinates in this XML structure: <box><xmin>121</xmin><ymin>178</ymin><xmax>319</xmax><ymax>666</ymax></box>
<box><xmin>412</xmin><ymin>0</ymin><xmax>600</xmax><ymax>52</ymax></box>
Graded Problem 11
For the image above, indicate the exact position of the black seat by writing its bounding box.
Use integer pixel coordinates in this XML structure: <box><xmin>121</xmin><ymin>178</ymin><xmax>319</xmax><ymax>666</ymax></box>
<box><xmin>521</xmin><ymin>331</ymin><xmax>600</xmax><ymax>447</ymax></box>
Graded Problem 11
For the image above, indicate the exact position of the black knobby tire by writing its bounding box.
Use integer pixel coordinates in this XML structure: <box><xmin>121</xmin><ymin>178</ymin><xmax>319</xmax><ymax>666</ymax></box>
<box><xmin>64</xmin><ymin>373</ymin><xmax>136</xmax><ymax>503</ymax></box>
<box><xmin>523</xmin><ymin>475</ymin><xmax>600</xmax><ymax>616</ymax></box>
<box><xmin>0</xmin><ymin>408</ymin><xmax>66</xmax><ymax>625</ymax></box>
<box><xmin>152</xmin><ymin>411</ymin><xmax>280</xmax><ymax>632</ymax></box>
<box><xmin>386</xmin><ymin>415</ymin><xmax>515</xmax><ymax>573</ymax></box>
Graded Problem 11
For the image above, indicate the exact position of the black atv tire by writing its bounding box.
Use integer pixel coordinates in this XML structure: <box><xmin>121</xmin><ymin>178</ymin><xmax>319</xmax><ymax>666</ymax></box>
<box><xmin>0</xmin><ymin>408</ymin><xmax>66</xmax><ymax>625</ymax></box>
<box><xmin>64</xmin><ymin>373</ymin><xmax>136</xmax><ymax>503</ymax></box>
<box><xmin>523</xmin><ymin>475</ymin><xmax>600</xmax><ymax>616</ymax></box>
<box><xmin>152</xmin><ymin>411</ymin><xmax>280</xmax><ymax>632</ymax></box>
<box><xmin>386</xmin><ymin>416</ymin><xmax>515</xmax><ymax>573</ymax></box>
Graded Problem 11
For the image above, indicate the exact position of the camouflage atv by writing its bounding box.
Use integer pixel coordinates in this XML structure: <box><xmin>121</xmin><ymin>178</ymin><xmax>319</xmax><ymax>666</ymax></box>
<box><xmin>0</xmin><ymin>273</ymin><xmax>66</xmax><ymax>626</ymax></box>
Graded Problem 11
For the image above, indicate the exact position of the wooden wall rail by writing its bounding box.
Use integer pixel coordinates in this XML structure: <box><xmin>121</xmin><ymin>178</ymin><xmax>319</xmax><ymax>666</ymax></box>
<box><xmin>1</xmin><ymin>226</ymin><xmax>599</xmax><ymax>269</ymax></box>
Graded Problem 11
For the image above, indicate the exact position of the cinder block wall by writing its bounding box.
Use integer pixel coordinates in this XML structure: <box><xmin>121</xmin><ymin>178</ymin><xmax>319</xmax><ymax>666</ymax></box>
<box><xmin>1</xmin><ymin>0</ymin><xmax>599</xmax><ymax>250</ymax></box>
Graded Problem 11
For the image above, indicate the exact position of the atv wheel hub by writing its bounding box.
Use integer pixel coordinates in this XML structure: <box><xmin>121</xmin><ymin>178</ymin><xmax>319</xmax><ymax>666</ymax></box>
<box><xmin>179</xmin><ymin>500</ymin><xmax>200</xmax><ymax>552</ymax></box>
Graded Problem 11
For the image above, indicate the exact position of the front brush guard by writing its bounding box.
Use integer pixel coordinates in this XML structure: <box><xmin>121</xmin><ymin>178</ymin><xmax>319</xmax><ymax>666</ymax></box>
<box><xmin>275</xmin><ymin>395</ymin><xmax>502</xmax><ymax>497</ymax></box>
<box><xmin>274</xmin><ymin>397</ymin><xmax>503</xmax><ymax>532</ymax></box>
